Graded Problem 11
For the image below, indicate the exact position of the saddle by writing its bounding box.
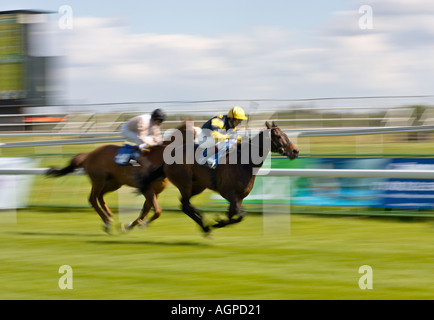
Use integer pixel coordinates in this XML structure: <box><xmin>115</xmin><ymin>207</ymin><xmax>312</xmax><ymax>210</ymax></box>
<box><xmin>114</xmin><ymin>144</ymin><xmax>139</xmax><ymax>165</ymax></box>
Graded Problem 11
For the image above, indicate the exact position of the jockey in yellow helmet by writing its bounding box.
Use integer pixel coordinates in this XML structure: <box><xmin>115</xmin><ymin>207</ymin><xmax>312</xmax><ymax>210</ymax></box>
<box><xmin>198</xmin><ymin>106</ymin><xmax>248</xmax><ymax>169</ymax></box>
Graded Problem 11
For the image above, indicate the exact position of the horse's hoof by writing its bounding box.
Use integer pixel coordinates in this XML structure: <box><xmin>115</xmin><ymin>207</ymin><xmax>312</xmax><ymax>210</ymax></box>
<box><xmin>102</xmin><ymin>223</ymin><xmax>112</xmax><ymax>234</ymax></box>
<box><xmin>137</xmin><ymin>219</ymin><xmax>149</xmax><ymax>229</ymax></box>
<box><xmin>201</xmin><ymin>225</ymin><xmax>213</xmax><ymax>239</ymax></box>
<box><xmin>229</xmin><ymin>216</ymin><xmax>243</xmax><ymax>224</ymax></box>
<box><xmin>202</xmin><ymin>230</ymin><xmax>213</xmax><ymax>240</ymax></box>
<box><xmin>118</xmin><ymin>223</ymin><xmax>127</xmax><ymax>233</ymax></box>
<box><xmin>213</xmin><ymin>220</ymin><xmax>228</xmax><ymax>228</ymax></box>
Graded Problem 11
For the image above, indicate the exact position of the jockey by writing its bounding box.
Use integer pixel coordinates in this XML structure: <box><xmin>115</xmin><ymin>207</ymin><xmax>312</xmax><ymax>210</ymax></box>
<box><xmin>198</xmin><ymin>106</ymin><xmax>248</xmax><ymax>169</ymax></box>
<box><xmin>120</xmin><ymin>109</ymin><xmax>166</xmax><ymax>164</ymax></box>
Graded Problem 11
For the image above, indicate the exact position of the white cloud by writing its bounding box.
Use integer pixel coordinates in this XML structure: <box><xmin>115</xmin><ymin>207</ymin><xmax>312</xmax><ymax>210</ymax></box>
<box><xmin>366</xmin><ymin>0</ymin><xmax>434</xmax><ymax>16</ymax></box>
<box><xmin>59</xmin><ymin>4</ymin><xmax>434</xmax><ymax>105</ymax></box>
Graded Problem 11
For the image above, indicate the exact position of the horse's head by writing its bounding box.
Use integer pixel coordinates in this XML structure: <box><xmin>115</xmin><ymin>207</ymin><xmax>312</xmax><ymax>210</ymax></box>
<box><xmin>266</xmin><ymin>121</ymin><xmax>299</xmax><ymax>160</ymax></box>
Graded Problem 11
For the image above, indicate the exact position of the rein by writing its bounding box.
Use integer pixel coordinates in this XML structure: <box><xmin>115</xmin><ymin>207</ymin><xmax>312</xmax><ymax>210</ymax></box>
<box><xmin>244</xmin><ymin>128</ymin><xmax>288</xmax><ymax>157</ymax></box>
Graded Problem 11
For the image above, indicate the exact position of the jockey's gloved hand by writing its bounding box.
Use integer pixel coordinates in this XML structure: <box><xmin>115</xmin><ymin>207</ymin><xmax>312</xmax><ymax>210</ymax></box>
<box><xmin>227</xmin><ymin>132</ymin><xmax>242</xmax><ymax>144</ymax></box>
<box><xmin>138</xmin><ymin>143</ymin><xmax>149</xmax><ymax>152</ymax></box>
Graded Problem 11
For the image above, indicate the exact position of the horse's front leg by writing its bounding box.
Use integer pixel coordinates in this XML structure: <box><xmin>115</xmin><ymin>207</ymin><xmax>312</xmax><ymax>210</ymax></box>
<box><xmin>181</xmin><ymin>198</ymin><xmax>211</xmax><ymax>235</ymax></box>
<box><xmin>146</xmin><ymin>192</ymin><xmax>162</xmax><ymax>225</ymax></box>
<box><xmin>125</xmin><ymin>198</ymin><xmax>152</xmax><ymax>231</ymax></box>
<box><xmin>125</xmin><ymin>190</ymin><xmax>161</xmax><ymax>231</ymax></box>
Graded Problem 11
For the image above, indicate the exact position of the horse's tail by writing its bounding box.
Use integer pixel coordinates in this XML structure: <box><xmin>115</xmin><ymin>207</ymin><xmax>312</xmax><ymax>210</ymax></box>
<box><xmin>46</xmin><ymin>153</ymin><xmax>87</xmax><ymax>177</ymax></box>
<box><xmin>139</xmin><ymin>164</ymin><xmax>166</xmax><ymax>194</ymax></box>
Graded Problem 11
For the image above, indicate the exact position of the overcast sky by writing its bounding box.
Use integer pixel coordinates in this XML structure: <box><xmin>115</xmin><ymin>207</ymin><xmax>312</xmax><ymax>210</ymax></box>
<box><xmin>3</xmin><ymin>0</ymin><xmax>434</xmax><ymax>108</ymax></box>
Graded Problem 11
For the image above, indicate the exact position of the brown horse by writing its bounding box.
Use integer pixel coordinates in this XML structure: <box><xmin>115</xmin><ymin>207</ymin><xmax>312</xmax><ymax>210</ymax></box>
<box><xmin>139</xmin><ymin>121</ymin><xmax>299</xmax><ymax>236</ymax></box>
<box><xmin>46</xmin><ymin>122</ymin><xmax>194</xmax><ymax>233</ymax></box>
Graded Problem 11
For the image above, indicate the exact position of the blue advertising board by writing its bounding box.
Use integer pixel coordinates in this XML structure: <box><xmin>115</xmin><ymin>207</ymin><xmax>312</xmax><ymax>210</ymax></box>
<box><xmin>241</xmin><ymin>157</ymin><xmax>434</xmax><ymax>209</ymax></box>
<box><xmin>378</xmin><ymin>158</ymin><xmax>434</xmax><ymax>209</ymax></box>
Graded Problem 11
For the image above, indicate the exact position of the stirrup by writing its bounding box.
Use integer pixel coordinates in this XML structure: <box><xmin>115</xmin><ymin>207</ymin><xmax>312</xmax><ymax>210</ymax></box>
<box><xmin>201</xmin><ymin>160</ymin><xmax>217</xmax><ymax>169</ymax></box>
<box><xmin>198</xmin><ymin>154</ymin><xmax>217</xmax><ymax>169</ymax></box>
<box><xmin>129</xmin><ymin>159</ymin><xmax>140</xmax><ymax>167</ymax></box>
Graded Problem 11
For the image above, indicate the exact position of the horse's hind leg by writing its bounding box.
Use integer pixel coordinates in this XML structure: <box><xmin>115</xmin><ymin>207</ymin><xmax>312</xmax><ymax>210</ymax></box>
<box><xmin>89</xmin><ymin>181</ymin><xmax>112</xmax><ymax>233</ymax></box>
<box><xmin>181</xmin><ymin>198</ymin><xmax>210</xmax><ymax>235</ymax></box>
<box><xmin>98</xmin><ymin>182</ymin><xmax>121</xmax><ymax>218</ymax></box>
<box><xmin>166</xmin><ymin>166</ymin><xmax>210</xmax><ymax>235</ymax></box>
<box><xmin>98</xmin><ymin>195</ymin><xmax>113</xmax><ymax>219</ymax></box>
<box><xmin>146</xmin><ymin>193</ymin><xmax>162</xmax><ymax>225</ymax></box>
<box><xmin>179</xmin><ymin>183</ymin><xmax>210</xmax><ymax>234</ymax></box>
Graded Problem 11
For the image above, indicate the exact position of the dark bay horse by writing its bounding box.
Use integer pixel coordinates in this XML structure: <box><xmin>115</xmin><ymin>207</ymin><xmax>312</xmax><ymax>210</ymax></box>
<box><xmin>46</xmin><ymin>123</ymin><xmax>194</xmax><ymax>233</ymax></box>
<box><xmin>140</xmin><ymin>121</ymin><xmax>299</xmax><ymax>236</ymax></box>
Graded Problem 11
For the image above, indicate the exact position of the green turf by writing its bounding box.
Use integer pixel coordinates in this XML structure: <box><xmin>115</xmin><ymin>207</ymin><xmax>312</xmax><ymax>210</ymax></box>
<box><xmin>0</xmin><ymin>208</ymin><xmax>433</xmax><ymax>300</ymax></box>
<box><xmin>1</xmin><ymin>135</ymin><xmax>434</xmax><ymax>300</ymax></box>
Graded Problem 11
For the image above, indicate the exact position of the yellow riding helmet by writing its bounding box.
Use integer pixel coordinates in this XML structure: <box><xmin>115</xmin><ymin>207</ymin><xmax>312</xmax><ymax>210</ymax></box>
<box><xmin>228</xmin><ymin>106</ymin><xmax>248</xmax><ymax>120</ymax></box>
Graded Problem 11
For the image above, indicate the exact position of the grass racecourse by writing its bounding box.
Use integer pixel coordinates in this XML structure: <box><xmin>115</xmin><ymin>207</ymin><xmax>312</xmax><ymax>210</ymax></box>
<box><xmin>1</xmin><ymin>136</ymin><xmax>434</xmax><ymax>300</ymax></box>
<box><xmin>1</xmin><ymin>204</ymin><xmax>434</xmax><ymax>300</ymax></box>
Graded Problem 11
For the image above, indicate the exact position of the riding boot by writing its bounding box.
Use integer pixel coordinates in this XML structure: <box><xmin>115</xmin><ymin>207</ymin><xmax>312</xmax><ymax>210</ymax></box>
<box><xmin>206</xmin><ymin>140</ymin><xmax>230</xmax><ymax>170</ymax></box>
<box><xmin>199</xmin><ymin>156</ymin><xmax>217</xmax><ymax>169</ymax></box>
<box><xmin>198</xmin><ymin>149</ymin><xmax>218</xmax><ymax>170</ymax></box>
<box><xmin>207</xmin><ymin>157</ymin><xmax>217</xmax><ymax>169</ymax></box>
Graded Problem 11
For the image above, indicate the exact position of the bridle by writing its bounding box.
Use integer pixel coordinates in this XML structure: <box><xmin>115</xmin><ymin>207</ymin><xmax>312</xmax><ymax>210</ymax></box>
<box><xmin>238</xmin><ymin>126</ymin><xmax>297</xmax><ymax>159</ymax></box>
<box><xmin>270</xmin><ymin>127</ymin><xmax>291</xmax><ymax>156</ymax></box>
